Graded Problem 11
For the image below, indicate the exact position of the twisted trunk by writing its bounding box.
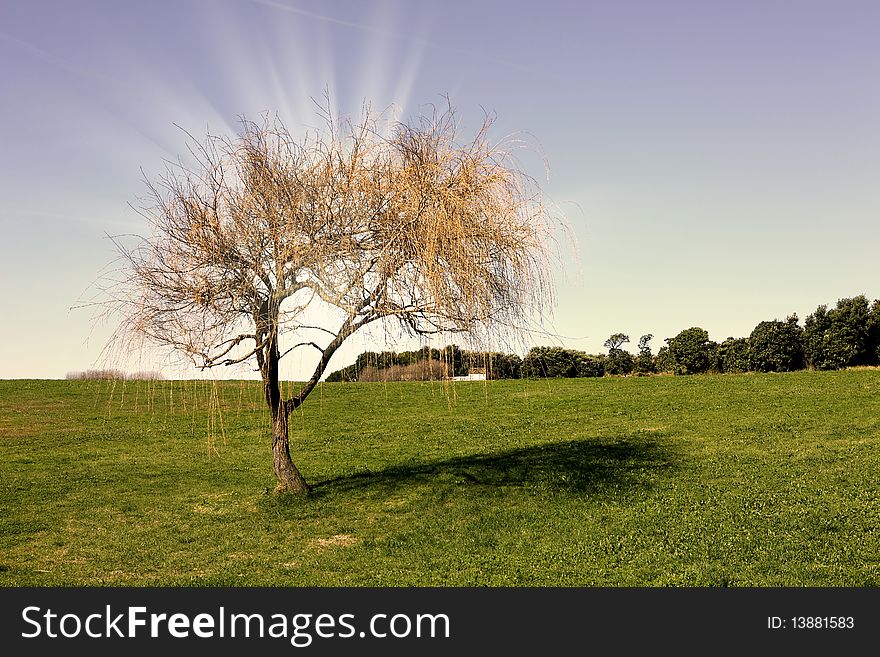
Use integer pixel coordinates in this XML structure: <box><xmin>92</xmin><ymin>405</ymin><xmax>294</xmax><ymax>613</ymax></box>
<box><xmin>271</xmin><ymin>401</ymin><xmax>310</xmax><ymax>493</ymax></box>
<box><xmin>260</xmin><ymin>299</ymin><xmax>370</xmax><ymax>494</ymax></box>
<box><xmin>262</xmin><ymin>320</ymin><xmax>310</xmax><ymax>494</ymax></box>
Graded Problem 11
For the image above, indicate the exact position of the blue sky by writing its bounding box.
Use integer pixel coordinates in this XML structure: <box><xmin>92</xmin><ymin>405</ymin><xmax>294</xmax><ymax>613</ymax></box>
<box><xmin>1</xmin><ymin>0</ymin><xmax>878</xmax><ymax>379</ymax></box>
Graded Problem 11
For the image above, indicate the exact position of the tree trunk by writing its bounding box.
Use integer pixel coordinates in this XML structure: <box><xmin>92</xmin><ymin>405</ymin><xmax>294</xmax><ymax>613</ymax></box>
<box><xmin>271</xmin><ymin>404</ymin><xmax>311</xmax><ymax>494</ymax></box>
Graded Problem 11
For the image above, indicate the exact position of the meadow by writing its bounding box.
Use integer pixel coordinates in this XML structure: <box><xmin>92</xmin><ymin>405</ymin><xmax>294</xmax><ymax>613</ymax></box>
<box><xmin>1</xmin><ymin>371</ymin><xmax>878</xmax><ymax>586</ymax></box>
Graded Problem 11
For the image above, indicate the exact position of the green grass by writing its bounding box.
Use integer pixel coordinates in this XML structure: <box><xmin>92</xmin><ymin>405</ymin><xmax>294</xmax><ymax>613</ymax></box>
<box><xmin>1</xmin><ymin>371</ymin><xmax>878</xmax><ymax>586</ymax></box>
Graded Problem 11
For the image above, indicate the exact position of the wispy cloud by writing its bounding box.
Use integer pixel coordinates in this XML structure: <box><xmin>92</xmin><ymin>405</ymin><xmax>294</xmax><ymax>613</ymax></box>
<box><xmin>0</xmin><ymin>30</ymin><xmax>127</xmax><ymax>88</ymax></box>
<box><xmin>248</xmin><ymin>0</ymin><xmax>555</xmax><ymax>79</ymax></box>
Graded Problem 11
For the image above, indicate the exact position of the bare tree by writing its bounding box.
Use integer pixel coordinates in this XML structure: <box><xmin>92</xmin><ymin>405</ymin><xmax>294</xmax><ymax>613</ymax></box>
<box><xmin>109</xmin><ymin>101</ymin><xmax>556</xmax><ymax>493</ymax></box>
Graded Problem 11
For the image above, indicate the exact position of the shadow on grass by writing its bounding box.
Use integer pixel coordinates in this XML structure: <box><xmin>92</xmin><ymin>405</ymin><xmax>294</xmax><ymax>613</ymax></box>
<box><xmin>308</xmin><ymin>436</ymin><xmax>676</xmax><ymax>500</ymax></box>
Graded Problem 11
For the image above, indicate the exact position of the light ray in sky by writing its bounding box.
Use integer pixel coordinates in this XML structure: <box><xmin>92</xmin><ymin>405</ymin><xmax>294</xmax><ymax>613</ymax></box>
<box><xmin>249</xmin><ymin>0</ymin><xmax>554</xmax><ymax>80</ymax></box>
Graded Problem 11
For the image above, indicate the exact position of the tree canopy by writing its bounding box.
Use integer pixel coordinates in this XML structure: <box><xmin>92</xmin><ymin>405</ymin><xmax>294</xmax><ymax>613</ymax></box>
<box><xmin>110</xmin><ymin>102</ymin><xmax>556</xmax><ymax>491</ymax></box>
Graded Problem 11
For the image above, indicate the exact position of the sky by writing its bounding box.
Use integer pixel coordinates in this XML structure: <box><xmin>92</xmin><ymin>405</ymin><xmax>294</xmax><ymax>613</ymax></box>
<box><xmin>1</xmin><ymin>0</ymin><xmax>878</xmax><ymax>380</ymax></box>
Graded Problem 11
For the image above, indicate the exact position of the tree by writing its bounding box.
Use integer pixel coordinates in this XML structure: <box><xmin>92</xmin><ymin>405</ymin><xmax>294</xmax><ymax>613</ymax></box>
<box><xmin>666</xmin><ymin>327</ymin><xmax>714</xmax><ymax>374</ymax></box>
<box><xmin>748</xmin><ymin>315</ymin><xmax>804</xmax><ymax>372</ymax></box>
<box><xmin>605</xmin><ymin>348</ymin><xmax>634</xmax><ymax>376</ymax></box>
<box><xmin>603</xmin><ymin>333</ymin><xmax>633</xmax><ymax>376</ymax></box>
<box><xmin>325</xmin><ymin>362</ymin><xmax>359</xmax><ymax>382</ymax></box>
<box><xmin>522</xmin><ymin>347</ymin><xmax>578</xmax><ymax>378</ymax></box>
<box><xmin>634</xmin><ymin>334</ymin><xmax>656</xmax><ymax>375</ymax></box>
<box><xmin>718</xmin><ymin>337</ymin><xmax>749</xmax><ymax>373</ymax></box>
<box><xmin>803</xmin><ymin>296</ymin><xmax>873</xmax><ymax>370</ymax></box>
<box><xmin>438</xmin><ymin>344</ymin><xmax>468</xmax><ymax>378</ymax></box>
<box><xmin>603</xmin><ymin>333</ymin><xmax>629</xmax><ymax>351</ymax></box>
<box><xmin>574</xmin><ymin>353</ymin><xmax>606</xmax><ymax>377</ymax></box>
<box><xmin>803</xmin><ymin>305</ymin><xmax>849</xmax><ymax>370</ymax></box>
<box><xmin>654</xmin><ymin>345</ymin><xmax>674</xmax><ymax>373</ymax></box>
<box><xmin>868</xmin><ymin>299</ymin><xmax>880</xmax><ymax>364</ymax></box>
<box><xmin>467</xmin><ymin>351</ymin><xmax>522</xmax><ymax>379</ymax></box>
<box><xmin>109</xmin><ymin>103</ymin><xmax>554</xmax><ymax>493</ymax></box>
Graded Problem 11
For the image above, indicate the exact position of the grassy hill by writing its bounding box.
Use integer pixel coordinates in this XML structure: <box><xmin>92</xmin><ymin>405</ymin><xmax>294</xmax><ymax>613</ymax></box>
<box><xmin>1</xmin><ymin>372</ymin><xmax>878</xmax><ymax>586</ymax></box>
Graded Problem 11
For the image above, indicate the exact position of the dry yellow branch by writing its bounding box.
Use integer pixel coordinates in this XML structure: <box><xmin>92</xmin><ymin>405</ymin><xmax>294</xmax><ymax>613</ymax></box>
<box><xmin>104</xmin><ymin>99</ymin><xmax>559</xmax><ymax>491</ymax></box>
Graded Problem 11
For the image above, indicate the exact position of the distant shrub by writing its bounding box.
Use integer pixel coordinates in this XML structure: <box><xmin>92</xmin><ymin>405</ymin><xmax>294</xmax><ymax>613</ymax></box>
<box><xmin>327</xmin><ymin>345</ymin><xmax>479</xmax><ymax>381</ymax></box>
<box><xmin>803</xmin><ymin>296</ymin><xmax>875</xmax><ymax>370</ymax></box>
<box><xmin>654</xmin><ymin>346</ymin><xmax>674</xmax><ymax>373</ymax></box>
<box><xmin>325</xmin><ymin>364</ymin><xmax>359</xmax><ymax>382</ymax></box>
<box><xmin>358</xmin><ymin>359</ymin><xmax>448</xmax><ymax>382</ymax></box>
<box><xmin>65</xmin><ymin>369</ymin><xmax>163</xmax><ymax>381</ymax></box>
<box><xmin>467</xmin><ymin>351</ymin><xmax>522</xmax><ymax>379</ymax></box>
<box><xmin>66</xmin><ymin>369</ymin><xmax>125</xmax><ymax>380</ymax></box>
<box><xmin>605</xmin><ymin>349</ymin><xmax>634</xmax><ymax>376</ymax></box>
<box><xmin>708</xmin><ymin>341</ymin><xmax>722</xmax><ymax>373</ymax></box>
<box><xmin>598</xmin><ymin>333</ymin><xmax>631</xmax><ymax>376</ymax></box>
<box><xmin>575</xmin><ymin>353</ymin><xmax>606</xmax><ymax>377</ymax></box>
<box><xmin>803</xmin><ymin>306</ymin><xmax>854</xmax><ymax>370</ymax></box>
<box><xmin>497</xmin><ymin>353</ymin><xmax>523</xmax><ymax>379</ymax></box>
<box><xmin>748</xmin><ymin>315</ymin><xmax>804</xmax><ymax>372</ymax></box>
<box><xmin>718</xmin><ymin>337</ymin><xmax>750</xmax><ymax>373</ymax></box>
<box><xmin>436</xmin><ymin>345</ymin><xmax>468</xmax><ymax>377</ymax></box>
<box><xmin>666</xmin><ymin>327</ymin><xmax>714</xmax><ymax>375</ymax></box>
<box><xmin>356</xmin><ymin>365</ymin><xmax>380</xmax><ymax>382</ymax></box>
<box><xmin>522</xmin><ymin>347</ymin><xmax>576</xmax><ymax>378</ymax></box>
<box><xmin>869</xmin><ymin>299</ymin><xmax>880</xmax><ymax>365</ymax></box>
<box><xmin>126</xmin><ymin>371</ymin><xmax>165</xmax><ymax>381</ymax></box>
<box><xmin>522</xmin><ymin>347</ymin><xmax>611</xmax><ymax>378</ymax></box>
<box><xmin>634</xmin><ymin>334</ymin><xmax>656</xmax><ymax>375</ymax></box>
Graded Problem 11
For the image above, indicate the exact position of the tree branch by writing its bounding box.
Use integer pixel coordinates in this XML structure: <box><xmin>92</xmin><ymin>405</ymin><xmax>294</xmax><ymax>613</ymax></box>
<box><xmin>279</xmin><ymin>341</ymin><xmax>324</xmax><ymax>360</ymax></box>
<box><xmin>293</xmin><ymin>324</ymin><xmax>338</xmax><ymax>337</ymax></box>
<box><xmin>287</xmin><ymin>312</ymin><xmax>377</xmax><ymax>412</ymax></box>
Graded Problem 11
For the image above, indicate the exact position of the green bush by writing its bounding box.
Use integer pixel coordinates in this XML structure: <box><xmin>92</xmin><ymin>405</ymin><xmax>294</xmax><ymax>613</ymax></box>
<box><xmin>869</xmin><ymin>300</ymin><xmax>880</xmax><ymax>364</ymax></box>
<box><xmin>654</xmin><ymin>346</ymin><xmax>674</xmax><ymax>373</ymax></box>
<box><xmin>666</xmin><ymin>327</ymin><xmax>714</xmax><ymax>375</ymax></box>
<box><xmin>523</xmin><ymin>347</ymin><xmax>577</xmax><ymax>378</ymax></box>
<box><xmin>523</xmin><ymin>347</ymin><xmax>611</xmax><ymax>378</ymax></box>
<box><xmin>325</xmin><ymin>364</ymin><xmax>360</xmax><ymax>382</ymax></box>
<box><xmin>328</xmin><ymin>345</ymin><xmax>477</xmax><ymax>381</ymax></box>
<box><xmin>748</xmin><ymin>315</ymin><xmax>804</xmax><ymax>372</ymax></box>
<box><xmin>467</xmin><ymin>351</ymin><xmax>522</xmax><ymax>379</ymax></box>
<box><xmin>634</xmin><ymin>335</ymin><xmax>656</xmax><ymax>375</ymax></box>
<box><xmin>575</xmin><ymin>353</ymin><xmax>606</xmax><ymax>377</ymax></box>
<box><xmin>718</xmin><ymin>337</ymin><xmax>750</xmax><ymax>373</ymax></box>
<box><xmin>803</xmin><ymin>296</ymin><xmax>876</xmax><ymax>370</ymax></box>
<box><xmin>605</xmin><ymin>349</ymin><xmax>634</xmax><ymax>376</ymax></box>
<box><xmin>602</xmin><ymin>333</ymin><xmax>633</xmax><ymax>376</ymax></box>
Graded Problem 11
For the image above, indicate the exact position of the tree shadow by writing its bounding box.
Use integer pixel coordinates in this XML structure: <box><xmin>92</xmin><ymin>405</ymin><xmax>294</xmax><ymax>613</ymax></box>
<box><xmin>310</xmin><ymin>435</ymin><xmax>677</xmax><ymax>500</ymax></box>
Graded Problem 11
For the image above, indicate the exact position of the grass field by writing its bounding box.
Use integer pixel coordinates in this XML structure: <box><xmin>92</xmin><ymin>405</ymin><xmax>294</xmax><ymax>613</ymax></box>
<box><xmin>1</xmin><ymin>371</ymin><xmax>878</xmax><ymax>586</ymax></box>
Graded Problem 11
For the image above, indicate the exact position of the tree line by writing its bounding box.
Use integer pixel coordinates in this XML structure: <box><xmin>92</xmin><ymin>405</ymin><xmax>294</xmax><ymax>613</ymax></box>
<box><xmin>327</xmin><ymin>294</ymin><xmax>880</xmax><ymax>381</ymax></box>
<box><xmin>325</xmin><ymin>346</ymin><xmax>523</xmax><ymax>381</ymax></box>
<box><xmin>658</xmin><ymin>294</ymin><xmax>880</xmax><ymax>375</ymax></box>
